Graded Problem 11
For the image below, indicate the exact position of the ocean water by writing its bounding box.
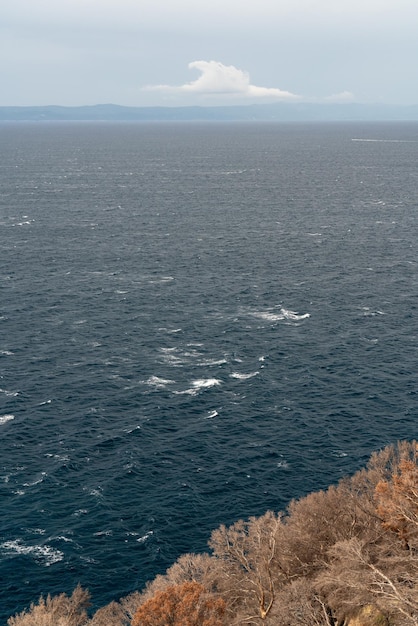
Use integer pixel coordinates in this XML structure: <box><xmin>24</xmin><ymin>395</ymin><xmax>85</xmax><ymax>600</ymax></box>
<box><xmin>1</xmin><ymin>121</ymin><xmax>417</xmax><ymax>621</ymax></box>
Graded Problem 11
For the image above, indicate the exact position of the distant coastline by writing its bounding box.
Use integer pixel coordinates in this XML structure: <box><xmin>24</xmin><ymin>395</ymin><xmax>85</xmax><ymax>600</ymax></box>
<box><xmin>1</xmin><ymin>102</ymin><xmax>418</xmax><ymax>122</ymax></box>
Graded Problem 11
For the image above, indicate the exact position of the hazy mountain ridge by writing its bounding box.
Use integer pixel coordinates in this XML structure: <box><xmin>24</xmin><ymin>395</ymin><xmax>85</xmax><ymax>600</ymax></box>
<box><xmin>1</xmin><ymin>103</ymin><xmax>418</xmax><ymax>121</ymax></box>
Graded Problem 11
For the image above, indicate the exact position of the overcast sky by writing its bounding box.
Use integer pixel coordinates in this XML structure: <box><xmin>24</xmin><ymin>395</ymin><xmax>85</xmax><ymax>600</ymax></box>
<box><xmin>1</xmin><ymin>0</ymin><xmax>417</xmax><ymax>107</ymax></box>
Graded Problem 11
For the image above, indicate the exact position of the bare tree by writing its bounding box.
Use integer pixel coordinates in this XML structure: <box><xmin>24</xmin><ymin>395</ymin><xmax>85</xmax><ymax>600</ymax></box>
<box><xmin>8</xmin><ymin>585</ymin><xmax>90</xmax><ymax>626</ymax></box>
<box><xmin>208</xmin><ymin>511</ymin><xmax>284</xmax><ymax>623</ymax></box>
<box><xmin>316</xmin><ymin>537</ymin><xmax>418</xmax><ymax>625</ymax></box>
<box><xmin>88</xmin><ymin>601</ymin><xmax>129</xmax><ymax>626</ymax></box>
<box><xmin>271</xmin><ymin>579</ymin><xmax>334</xmax><ymax>626</ymax></box>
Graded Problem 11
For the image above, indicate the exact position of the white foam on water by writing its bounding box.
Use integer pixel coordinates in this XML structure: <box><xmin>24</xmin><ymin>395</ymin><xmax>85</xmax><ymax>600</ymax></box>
<box><xmin>360</xmin><ymin>307</ymin><xmax>385</xmax><ymax>316</ymax></box>
<box><xmin>0</xmin><ymin>388</ymin><xmax>19</xmax><ymax>397</ymax></box>
<box><xmin>137</xmin><ymin>530</ymin><xmax>153</xmax><ymax>543</ymax></box>
<box><xmin>1</xmin><ymin>539</ymin><xmax>64</xmax><ymax>566</ymax></box>
<box><xmin>250</xmin><ymin>307</ymin><xmax>310</xmax><ymax>322</ymax></box>
<box><xmin>277</xmin><ymin>460</ymin><xmax>290</xmax><ymax>469</ymax></box>
<box><xmin>0</xmin><ymin>350</ymin><xmax>14</xmax><ymax>356</ymax></box>
<box><xmin>158</xmin><ymin>327</ymin><xmax>183</xmax><ymax>334</ymax></box>
<box><xmin>251</xmin><ymin>311</ymin><xmax>285</xmax><ymax>322</ymax></box>
<box><xmin>220</xmin><ymin>169</ymin><xmax>247</xmax><ymax>175</ymax></box>
<box><xmin>205</xmin><ymin>410</ymin><xmax>219</xmax><ymax>419</ymax></box>
<box><xmin>174</xmin><ymin>378</ymin><xmax>222</xmax><ymax>396</ymax></box>
<box><xmin>45</xmin><ymin>452</ymin><xmax>70</xmax><ymax>462</ymax></box>
<box><xmin>73</xmin><ymin>509</ymin><xmax>88</xmax><ymax>517</ymax></box>
<box><xmin>23</xmin><ymin>472</ymin><xmax>48</xmax><ymax>487</ymax></box>
<box><xmin>53</xmin><ymin>536</ymin><xmax>75</xmax><ymax>544</ymax></box>
<box><xmin>332</xmin><ymin>450</ymin><xmax>348</xmax><ymax>458</ymax></box>
<box><xmin>148</xmin><ymin>276</ymin><xmax>174</xmax><ymax>284</ymax></box>
<box><xmin>196</xmin><ymin>358</ymin><xmax>227</xmax><ymax>367</ymax></box>
<box><xmin>281</xmin><ymin>308</ymin><xmax>311</xmax><ymax>321</ymax></box>
<box><xmin>159</xmin><ymin>345</ymin><xmax>216</xmax><ymax>367</ymax></box>
<box><xmin>158</xmin><ymin>348</ymin><xmax>185</xmax><ymax>367</ymax></box>
<box><xmin>0</xmin><ymin>414</ymin><xmax>14</xmax><ymax>425</ymax></box>
<box><xmin>144</xmin><ymin>375</ymin><xmax>175</xmax><ymax>388</ymax></box>
<box><xmin>192</xmin><ymin>378</ymin><xmax>222</xmax><ymax>389</ymax></box>
<box><xmin>230</xmin><ymin>372</ymin><xmax>259</xmax><ymax>380</ymax></box>
<box><xmin>124</xmin><ymin>425</ymin><xmax>141</xmax><ymax>434</ymax></box>
<box><xmin>89</xmin><ymin>488</ymin><xmax>104</xmax><ymax>498</ymax></box>
<box><xmin>26</xmin><ymin>528</ymin><xmax>46</xmax><ymax>535</ymax></box>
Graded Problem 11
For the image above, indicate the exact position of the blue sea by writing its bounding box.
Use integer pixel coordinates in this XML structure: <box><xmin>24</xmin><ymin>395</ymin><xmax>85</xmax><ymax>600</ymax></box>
<box><xmin>1</xmin><ymin>121</ymin><xmax>417</xmax><ymax>622</ymax></box>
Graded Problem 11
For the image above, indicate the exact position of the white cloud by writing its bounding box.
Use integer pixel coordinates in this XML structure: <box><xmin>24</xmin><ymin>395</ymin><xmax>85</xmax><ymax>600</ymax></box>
<box><xmin>144</xmin><ymin>61</ymin><xmax>300</xmax><ymax>100</ymax></box>
<box><xmin>324</xmin><ymin>90</ymin><xmax>356</xmax><ymax>103</ymax></box>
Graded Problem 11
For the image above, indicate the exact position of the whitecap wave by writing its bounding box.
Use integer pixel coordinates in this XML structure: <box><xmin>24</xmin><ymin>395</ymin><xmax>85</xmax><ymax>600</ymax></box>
<box><xmin>250</xmin><ymin>307</ymin><xmax>310</xmax><ymax>322</ymax></box>
<box><xmin>196</xmin><ymin>358</ymin><xmax>227</xmax><ymax>367</ymax></box>
<box><xmin>148</xmin><ymin>276</ymin><xmax>174</xmax><ymax>284</ymax></box>
<box><xmin>0</xmin><ymin>388</ymin><xmax>19</xmax><ymax>397</ymax></box>
<box><xmin>205</xmin><ymin>410</ymin><xmax>219</xmax><ymax>419</ymax></box>
<box><xmin>281</xmin><ymin>308</ymin><xmax>310</xmax><ymax>320</ymax></box>
<box><xmin>174</xmin><ymin>378</ymin><xmax>222</xmax><ymax>396</ymax></box>
<box><xmin>1</xmin><ymin>539</ymin><xmax>64</xmax><ymax>566</ymax></box>
<box><xmin>23</xmin><ymin>472</ymin><xmax>48</xmax><ymax>487</ymax></box>
<box><xmin>230</xmin><ymin>372</ymin><xmax>259</xmax><ymax>380</ymax></box>
<box><xmin>360</xmin><ymin>307</ymin><xmax>385</xmax><ymax>316</ymax></box>
<box><xmin>144</xmin><ymin>376</ymin><xmax>175</xmax><ymax>388</ymax></box>
<box><xmin>158</xmin><ymin>327</ymin><xmax>183</xmax><ymax>334</ymax></box>
<box><xmin>137</xmin><ymin>530</ymin><xmax>153</xmax><ymax>543</ymax></box>
<box><xmin>192</xmin><ymin>378</ymin><xmax>222</xmax><ymax>389</ymax></box>
<box><xmin>0</xmin><ymin>414</ymin><xmax>14</xmax><ymax>425</ymax></box>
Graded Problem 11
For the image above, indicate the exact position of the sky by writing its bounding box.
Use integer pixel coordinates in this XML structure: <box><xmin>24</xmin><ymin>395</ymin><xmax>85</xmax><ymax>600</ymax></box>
<box><xmin>1</xmin><ymin>0</ymin><xmax>418</xmax><ymax>107</ymax></box>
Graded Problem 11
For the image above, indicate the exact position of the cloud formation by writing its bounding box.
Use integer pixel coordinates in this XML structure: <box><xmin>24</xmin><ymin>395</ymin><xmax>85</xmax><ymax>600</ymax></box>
<box><xmin>324</xmin><ymin>90</ymin><xmax>355</xmax><ymax>103</ymax></box>
<box><xmin>144</xmin><ymin>61</ymin><xmax>300</xmax><ymax>100</ymax></box>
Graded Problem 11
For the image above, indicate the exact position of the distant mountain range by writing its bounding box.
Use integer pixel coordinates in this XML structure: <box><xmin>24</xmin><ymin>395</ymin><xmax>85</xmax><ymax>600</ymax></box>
<box><xmin>1</xmin><ymin>103</ymin><xmax>418</xmax><ymax>122</ymax></box>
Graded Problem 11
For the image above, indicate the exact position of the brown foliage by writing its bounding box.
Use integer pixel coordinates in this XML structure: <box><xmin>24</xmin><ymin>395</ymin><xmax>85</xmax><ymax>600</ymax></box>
<box><xmin>140</xmin><ymin>552</ymin><xmax>217</xmax><ymax>601</ymax></box>
<box><xmin>131</xmin><ymin>580</ymin><xmax>226</xmax><ymax>626</ymax></box>
<box><xmin>316</xmin><ymin>536</ymin><xmax>418</xmax><ymax>625</ymax></box>
<box><xmin>283</xmin><ymin>483</ymin><xmax>375</xmax><ymax>577</ymax></box>
<box><xmin>270</xmin><ymin>579</ymin><xmax>333</xmax><ymax>626</ymax></box>
<box><xmin>88</xmin><ymin>601</ymin><xmax>129</xmax><ymax>626</ymax></box>
<box><xmin>209</xmin><ymin>511</ymin><xmax>283</xmax><ymax>622</ymax></box>
<box><xmin>7</xmin><ymin>585</ymin><xmax>90</xmax><ymax>626</ymax></box>
<box><xmin>374</xmin><ymin>442</ymin><xmax>418</xmax><ymax>548</ymax></box>
<box><xmin>314</xmin><ymin>442</ymin><xmax>418</xmax><ymax>625</ymax></box>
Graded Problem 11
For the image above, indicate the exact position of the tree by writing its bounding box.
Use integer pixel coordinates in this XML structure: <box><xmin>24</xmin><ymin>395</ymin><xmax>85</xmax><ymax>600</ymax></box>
<box><xmin>375</xmin><ymin>444</ymin><xmax>418</xmax><ymax>549</ymax></box>
<box><xmin>8</xmin><ymin>585</ymin><xmax>90</xmax><ymax>626</ymax></box>
<box><xmin>88</xmin><ymin>601</ymin><xmax>128</xmax><ymax>626</ymax></box>
<box><xmin>270</xmin><ymin>579</ymin><xmax>334</xmax><ymax>626</ymax></box>
<box><xmin>208</xmin><ymin>511</ymin><xmax>283</xmax><ymax>623</ymax></box>
<box><xmin>315</xmin><ymin>537</ymin><xmax>418</xmax><ymax>625</ymax></box>
<box><xmin>131</xmin><ymin>581</ymin><xmax>225</xmax><ymax>626</ymax></box>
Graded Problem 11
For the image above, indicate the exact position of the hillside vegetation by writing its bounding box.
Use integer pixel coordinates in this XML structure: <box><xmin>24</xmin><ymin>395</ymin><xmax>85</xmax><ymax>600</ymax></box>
<box><xmin>8</xmin><ymin>441</ymin><xmax>418</xmax><ymax>626</ymax></box>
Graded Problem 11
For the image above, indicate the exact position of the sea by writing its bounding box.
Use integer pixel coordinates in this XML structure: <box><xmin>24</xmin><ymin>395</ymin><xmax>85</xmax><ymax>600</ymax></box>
<box><xmin>1</xmin><ymin>121</ymin><xmax>417</xmax><ymax>622</ymax></box>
